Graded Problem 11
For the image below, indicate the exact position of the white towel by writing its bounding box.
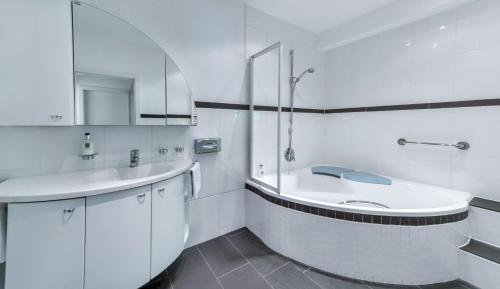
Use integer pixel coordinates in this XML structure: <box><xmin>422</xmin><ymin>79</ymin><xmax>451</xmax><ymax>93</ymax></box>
<box><xmin>190</xmin><ymin>161</ymin><xmax>201</xmax><ymax>199</ymax></box>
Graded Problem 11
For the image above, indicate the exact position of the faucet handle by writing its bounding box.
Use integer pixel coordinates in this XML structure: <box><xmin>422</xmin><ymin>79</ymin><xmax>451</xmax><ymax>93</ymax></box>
<box><xmin>130</xmin><ymin>149</ymin><xmax>140</xmax><ymax>157</ymax></box>
<box><xmin>159</xmin><ymin>146</ymin><xmax>169</xmax><ymax>155</ymax></box>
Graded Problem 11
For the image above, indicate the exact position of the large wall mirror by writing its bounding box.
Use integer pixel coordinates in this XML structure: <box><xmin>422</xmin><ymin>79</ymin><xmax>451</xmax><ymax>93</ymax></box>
<box><xmin>72</xmin><ymin>2</ymin><xmax>194</xmax><ymax>125</ymax></box>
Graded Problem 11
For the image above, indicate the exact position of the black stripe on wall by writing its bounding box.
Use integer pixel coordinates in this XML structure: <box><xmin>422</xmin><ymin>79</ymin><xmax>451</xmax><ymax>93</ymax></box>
<box><xmin>327</xmin><ymin>98</ymin><xmax>500</xmax><ymax>114</ymax></box>
<box><xmin>194</xmin><ymin>98</ymin><xmax>500</xmax><ymax>114</ymax></box>
<box><xmin>195</xmin><ymin>102</ymin><xmax>324</xmax><ymax>113</ymax></box>
<box><xmin>195</xmin><ymin>101</ymin><xmax>250</xmax><ymax>110</ymax></box>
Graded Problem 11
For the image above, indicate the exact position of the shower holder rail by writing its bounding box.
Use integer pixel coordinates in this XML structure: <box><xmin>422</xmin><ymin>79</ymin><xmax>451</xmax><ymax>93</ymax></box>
<box><xmin>397</xmin><ymin>138</ymin><xmax>470</xmax><ymax>150</ymax></box>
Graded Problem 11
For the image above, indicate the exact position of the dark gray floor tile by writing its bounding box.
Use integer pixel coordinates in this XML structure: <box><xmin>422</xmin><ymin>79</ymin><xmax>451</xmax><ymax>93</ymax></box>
<box><xmin>182</xmin><ymin>245</ymin><xmax>198</xmax><ymax>255</ymax></box>
<box><xmin>419</xmin><ymin>281</ymin><xmax>469</xmax><ymax>289</ymax></box>
<box><xmin>305</xmin><ymin>268</ymin><xmax>369</xmax><ymax>289</ymax></box>
<box><xmin>229</xmin><ymin>230</ymin><xmax>288</xmax><ymax>275</ymax></box>
<box><xmin>225</xmin><ymin>227</ymin><xmax>249</xmax><ymax>238</ymax></box>
<box><xmin>140</xmin><ymin>277</ymin><xmax>172</xmax><ymax>289</ymax></box>
<box><xmin>219</xmin><ymin>264</ymin><xmax>273</xmax><ymax>289</ymax></box>
<box><xmin>455</xmin><ymin>279</ymin><xmax>479</xmax><ymax>289</ymax></box>
<box><xmin>288</xmin><ymin>258</ymin><xmax>310</xmax><ymax>273</ymax></box>
<box><xmin>265</xmin><ymin>263</ymin><xmax>321</xmax><ymax>289</ymax></box>
<box><xmin>167</xmin><ymin>250</ymin><xmax>223</xmax><ymax>289</ymax></box>
<box><xmin>368</xmin><ymin>283</ymin><xmax>419</xmax><ymax>289</ymax></box>
<box><xmin>199</xmin><ymin>236</ymin><xmax>247</xmax><ymax>277</ymax></box>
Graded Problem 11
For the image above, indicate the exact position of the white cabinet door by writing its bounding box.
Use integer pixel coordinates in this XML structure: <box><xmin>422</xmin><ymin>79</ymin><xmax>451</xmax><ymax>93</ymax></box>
<box><xmin>85</xmin><ymin>186</ymin><xmax>151</xmax><ymax>289</ymax></box>
<box><xmin>5</xmin><ymin>198</ymin><xmax>85</xmax><ymax>289</ymax></box>
<box><xmin>151</xmin><ymin>174</ymin><xmax>186</xmax><ymax>277</ymax></box>
<box><xmin>0</xmin><ymin>0</ymin><xmax>74</xmax><ymax>126</ymax></box>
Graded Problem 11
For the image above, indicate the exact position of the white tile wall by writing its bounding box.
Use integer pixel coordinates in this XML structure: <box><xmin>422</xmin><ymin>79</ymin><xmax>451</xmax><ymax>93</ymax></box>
<box><xmin>324</xmin><ymin>0</ymin><xmax>500</xmax><ymax>201</ymax></box>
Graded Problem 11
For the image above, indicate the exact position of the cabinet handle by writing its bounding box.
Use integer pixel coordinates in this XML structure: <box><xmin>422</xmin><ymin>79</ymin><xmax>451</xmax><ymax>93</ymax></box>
<box><xmin>158</xmin><ymin>188</ymin><xmax>165</xmax><ymax>193</ymax></box>
<box><xmin>63</xmin><ymin>208</ymin><xmax>75</xmax><ymax>213</ymax></box>
<box><xmin>51</xmin><ymin>114</ymin><xmax>63</xmax><ymax>120</ymax></box>
<box><xmin>137</xmin><ymin>193</ymin><xmax>146</xmax><ymax>201</ymax></box>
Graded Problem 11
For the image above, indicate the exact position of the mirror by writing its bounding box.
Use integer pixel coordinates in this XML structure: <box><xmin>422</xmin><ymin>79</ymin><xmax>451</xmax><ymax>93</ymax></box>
<box><xmin>72</xmin><ymin>2</ymin><xmax>195</xmax><ymax>125</ymax></box>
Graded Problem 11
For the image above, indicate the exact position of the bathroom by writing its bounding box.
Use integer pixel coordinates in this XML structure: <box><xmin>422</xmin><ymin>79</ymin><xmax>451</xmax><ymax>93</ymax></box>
<box><xmin>0</xmin><ymin>0</ymin><xmax>499</xmax><ymax>288</ymax></box>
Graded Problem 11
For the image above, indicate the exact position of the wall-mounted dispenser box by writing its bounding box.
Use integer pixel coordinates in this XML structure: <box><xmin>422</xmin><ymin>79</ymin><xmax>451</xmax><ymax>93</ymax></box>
<box><xmin>194</xmin><ymin>138</ymin><xmax>221</xmax><ymax>154</ymax></box>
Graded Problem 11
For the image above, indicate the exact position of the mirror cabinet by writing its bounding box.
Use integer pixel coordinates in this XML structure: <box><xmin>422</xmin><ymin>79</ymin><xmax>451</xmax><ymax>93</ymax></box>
<box><xmin>0</xmin><ymin>0</ymin><xmax>195</xmax><ymax>126</ymax></box>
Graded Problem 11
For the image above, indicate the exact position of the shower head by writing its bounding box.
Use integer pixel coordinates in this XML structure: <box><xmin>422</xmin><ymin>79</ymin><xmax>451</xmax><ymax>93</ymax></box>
<box><xmin>294</xmin><ymin>67</ymin><xmax>315</xmax><ymax>83</ymax></box>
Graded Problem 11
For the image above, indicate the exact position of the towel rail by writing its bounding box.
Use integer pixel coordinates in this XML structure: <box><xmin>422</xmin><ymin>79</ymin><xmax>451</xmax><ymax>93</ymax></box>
<box><xmin>397</xmin><ymin>138</ymin><xmax>470</xmax><ymax>150</ymax></box>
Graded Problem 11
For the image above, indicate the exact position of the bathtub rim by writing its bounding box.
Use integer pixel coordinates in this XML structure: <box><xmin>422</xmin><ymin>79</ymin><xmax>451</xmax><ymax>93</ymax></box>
<box><xmin>246</xmin><ymin>179</ymin><xmax>469</xmax><ymax>225</ymax></box>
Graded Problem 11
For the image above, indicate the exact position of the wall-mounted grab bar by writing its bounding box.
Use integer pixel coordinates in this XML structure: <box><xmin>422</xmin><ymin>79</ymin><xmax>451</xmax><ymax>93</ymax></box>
<box><xmin>397</xmin><ymin>138</ymin><xmax>470</xmax><ymax>150</ymax></box>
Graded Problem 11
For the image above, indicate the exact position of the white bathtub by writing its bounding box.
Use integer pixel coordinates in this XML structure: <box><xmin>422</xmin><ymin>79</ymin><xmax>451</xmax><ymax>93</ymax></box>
<box><xmin>246</xmin><ymin>166</ymin><xmax>472</xmax><ymax>285</ymax></box>
<box><xmin>259</xmin><ymin>167</ymin><xmax>471</xmax><ymax>216</ymax></box>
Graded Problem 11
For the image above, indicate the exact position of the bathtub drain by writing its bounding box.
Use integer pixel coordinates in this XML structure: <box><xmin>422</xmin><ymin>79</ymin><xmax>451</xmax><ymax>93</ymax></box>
<box><xmin>338</xmin><ymin>200</ymin><xmax>390</xmax><ymax>209</ymax></box>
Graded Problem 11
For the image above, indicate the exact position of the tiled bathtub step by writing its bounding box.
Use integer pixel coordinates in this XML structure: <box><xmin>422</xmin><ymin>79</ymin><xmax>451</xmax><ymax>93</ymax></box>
<box><xmin>469</xmin><ymin>197</ymin><xmax>500</xmax><ymax>213</ymax></box>
<box><xmin>459</xmin><ymin>239</ymin><xmax>500</xmax><ymax>288</ymax></box>
<box><xmin>460</xmin><ymin>239</ymin><xmax>500</xmax><ymax>265</ymax></box>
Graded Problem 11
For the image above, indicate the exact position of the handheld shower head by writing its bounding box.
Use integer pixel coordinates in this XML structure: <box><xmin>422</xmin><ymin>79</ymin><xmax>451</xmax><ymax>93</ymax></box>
<box><xmin>294</xmin><ymin>67</ymin><xmax>315</xmax><ymax>83</ymax></box>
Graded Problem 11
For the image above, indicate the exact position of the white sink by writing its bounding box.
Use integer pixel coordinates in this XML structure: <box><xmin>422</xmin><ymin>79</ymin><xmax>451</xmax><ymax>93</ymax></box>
<box><xmin>115</xmin><ymin>163</ymin><xmax>180</xmax><ymax>180</ymax></box>
<box><xmin>86</xmin><ymin>162</ymin><xmax>182</xmax><ymax>182</ymax></box>
<box><xmin>0</xmin><ymin>159</ymin><xmax>194</xmax><ymax>202</ymax></box>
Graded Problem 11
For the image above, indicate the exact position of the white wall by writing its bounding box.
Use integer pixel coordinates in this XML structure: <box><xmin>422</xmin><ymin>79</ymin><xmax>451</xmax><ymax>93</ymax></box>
<box><xmin>246</xmin><ymin>6</ymin><xmax>326</xmax><ymax>175</ymax></box>
<box><xmin>324</xmin><ymin>0</ymin><xmax>500</xmax><ymax>201</ymax></box>
<box><xmin>0</xmin><ymin>0</ymin><xmax>248</xmax><ymax>247</ymax></box>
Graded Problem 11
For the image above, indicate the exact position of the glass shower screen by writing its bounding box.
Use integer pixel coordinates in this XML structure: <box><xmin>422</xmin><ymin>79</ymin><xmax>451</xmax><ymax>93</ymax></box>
<box><xmin>249</xmin><ymin>42</ymin><xmax>282</xmax><ymax>193</ymax></box>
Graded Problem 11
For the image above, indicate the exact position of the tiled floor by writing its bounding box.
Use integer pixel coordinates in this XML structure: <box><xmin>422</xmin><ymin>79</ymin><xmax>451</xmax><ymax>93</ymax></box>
<box><xmin>141</xmin><ymin>228</ymin><xmax>478</xmax><ymax>289</ymax></box>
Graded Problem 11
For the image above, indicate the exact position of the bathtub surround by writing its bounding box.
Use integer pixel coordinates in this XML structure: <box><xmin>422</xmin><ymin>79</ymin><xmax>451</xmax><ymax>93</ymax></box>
<box><xmin>245</xmin><ymin>188</ymin><xmax>469</xmax><ymax>285</ymax></box>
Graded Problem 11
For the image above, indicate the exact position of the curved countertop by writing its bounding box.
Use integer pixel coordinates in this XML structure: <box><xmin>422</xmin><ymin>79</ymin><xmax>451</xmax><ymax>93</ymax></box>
<box><xmin>0</xmin><ymin>160</ymin><xmax>194</xmax><ymax>203</ymax></box>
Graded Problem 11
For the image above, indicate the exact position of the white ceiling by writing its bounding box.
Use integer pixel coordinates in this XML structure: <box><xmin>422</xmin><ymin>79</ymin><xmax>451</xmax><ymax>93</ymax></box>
<box><xmin>244</xmin><ymin>0</ymin><xmax>396</xmax><ymax>33</ymax></box>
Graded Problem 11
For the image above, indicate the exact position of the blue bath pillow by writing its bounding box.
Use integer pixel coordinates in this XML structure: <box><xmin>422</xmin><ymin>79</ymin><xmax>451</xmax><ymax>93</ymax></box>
<box><xmin>342</xmin><ymin>171</ymin><xmax>392</xmax><ymax>185</ymax></box>
<box><xmin>311</xmin><ymin>166</ymin><xmax>354</xmax><ymax>178</ymax></box>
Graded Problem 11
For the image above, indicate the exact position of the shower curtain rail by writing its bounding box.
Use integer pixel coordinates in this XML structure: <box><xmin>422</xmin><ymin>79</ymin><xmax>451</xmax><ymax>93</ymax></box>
<box><xmin>397</xmin><ymin>138</ymin><xmax>470</xmax><ymax>150</ymax></box>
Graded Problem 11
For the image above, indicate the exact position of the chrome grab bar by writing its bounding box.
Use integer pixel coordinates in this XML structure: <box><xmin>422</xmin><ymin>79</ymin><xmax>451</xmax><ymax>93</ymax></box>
<box><xmin>397</xmin><ymin>138</ymin><xmax>470</xmax><ymax>150</ymax></box>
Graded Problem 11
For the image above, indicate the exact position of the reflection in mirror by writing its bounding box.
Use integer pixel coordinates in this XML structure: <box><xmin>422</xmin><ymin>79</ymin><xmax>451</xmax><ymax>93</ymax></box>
<box><xmin>75</xmin><ymin>72</ymin><xmax>134</xmax><ymax>125</ymax></box>
<box><xmin>166</xmin><ymin>56</ymin><xmax>193</xmax><ymax>125</ymax></box>
<box><xmin>73</xmin><ymin>2</ymin><xmax>195</xmax><ymax>126</ymax></box>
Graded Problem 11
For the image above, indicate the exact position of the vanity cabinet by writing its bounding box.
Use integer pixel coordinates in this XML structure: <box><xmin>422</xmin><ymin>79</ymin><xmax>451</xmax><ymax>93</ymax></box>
<box><xmin>5</xmin><ymin>198</ymin><xmax>85</xmax><ymax>289</ymax></box>
<box><xmin>0</xmin><ymin>0</ymin><xmax>74</xmax><ymax>126</ymax></box>
<box><xmin>85</xmin><ymin>186</ymin><xmax>152</xmax><ymax>289</ymax></box>
<box><xmin>151</xmin><ymin>174</ymin><xmax>186</xmax><ymax>277</ymax></box>
<box><xmin>1</xmin><ymin>170</ymin><xmax>191</xmax><ymax>289</ymax></box>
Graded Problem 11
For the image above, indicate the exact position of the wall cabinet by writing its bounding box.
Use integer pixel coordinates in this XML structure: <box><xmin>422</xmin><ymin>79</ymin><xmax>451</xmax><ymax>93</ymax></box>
<box><xmin>151</xmin><ymin>174</ymin><xmax>186</xmax><ymax>277</ymax></box>
<box><xmin>5</xmin><ymin>198</ymin><xmax>85</xmax><ymax>289</ymax></box>
<box><xmin>0</xmin><ymin>0</ymin><xmax>74</xmax><ymax>126</ymax></box>
<box><xmin>85</xmin><ymin>186</ymin><xmax>152</xmax><ymax>289</ymax></box>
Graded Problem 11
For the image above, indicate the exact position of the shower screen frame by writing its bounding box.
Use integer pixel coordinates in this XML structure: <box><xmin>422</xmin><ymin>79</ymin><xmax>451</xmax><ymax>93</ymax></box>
<box><xmin>249</xmin><ymin>42</ymin><xmax>282</xmax><ymax>194</ymax></box>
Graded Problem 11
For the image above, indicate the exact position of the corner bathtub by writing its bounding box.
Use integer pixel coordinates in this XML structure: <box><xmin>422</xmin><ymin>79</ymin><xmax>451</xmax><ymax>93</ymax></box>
<box><xmin>245</xmin><ymin>167</ymin><xmax>472</xmax><ymax>286</ymax></box>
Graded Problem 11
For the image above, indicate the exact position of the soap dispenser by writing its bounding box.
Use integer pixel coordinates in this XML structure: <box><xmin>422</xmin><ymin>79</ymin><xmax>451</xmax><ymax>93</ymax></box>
<box><xmin>80</xmin><ymin>132</ymin><xmax>97</xmax><ymax>160</ymax></box>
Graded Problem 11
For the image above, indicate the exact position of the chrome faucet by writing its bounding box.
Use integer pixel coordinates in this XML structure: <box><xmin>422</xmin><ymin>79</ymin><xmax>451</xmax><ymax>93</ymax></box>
<box><xmin>130</xmin><ymin>149</ymin><xmax>140</xmax><ymax>167</ymax></box>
